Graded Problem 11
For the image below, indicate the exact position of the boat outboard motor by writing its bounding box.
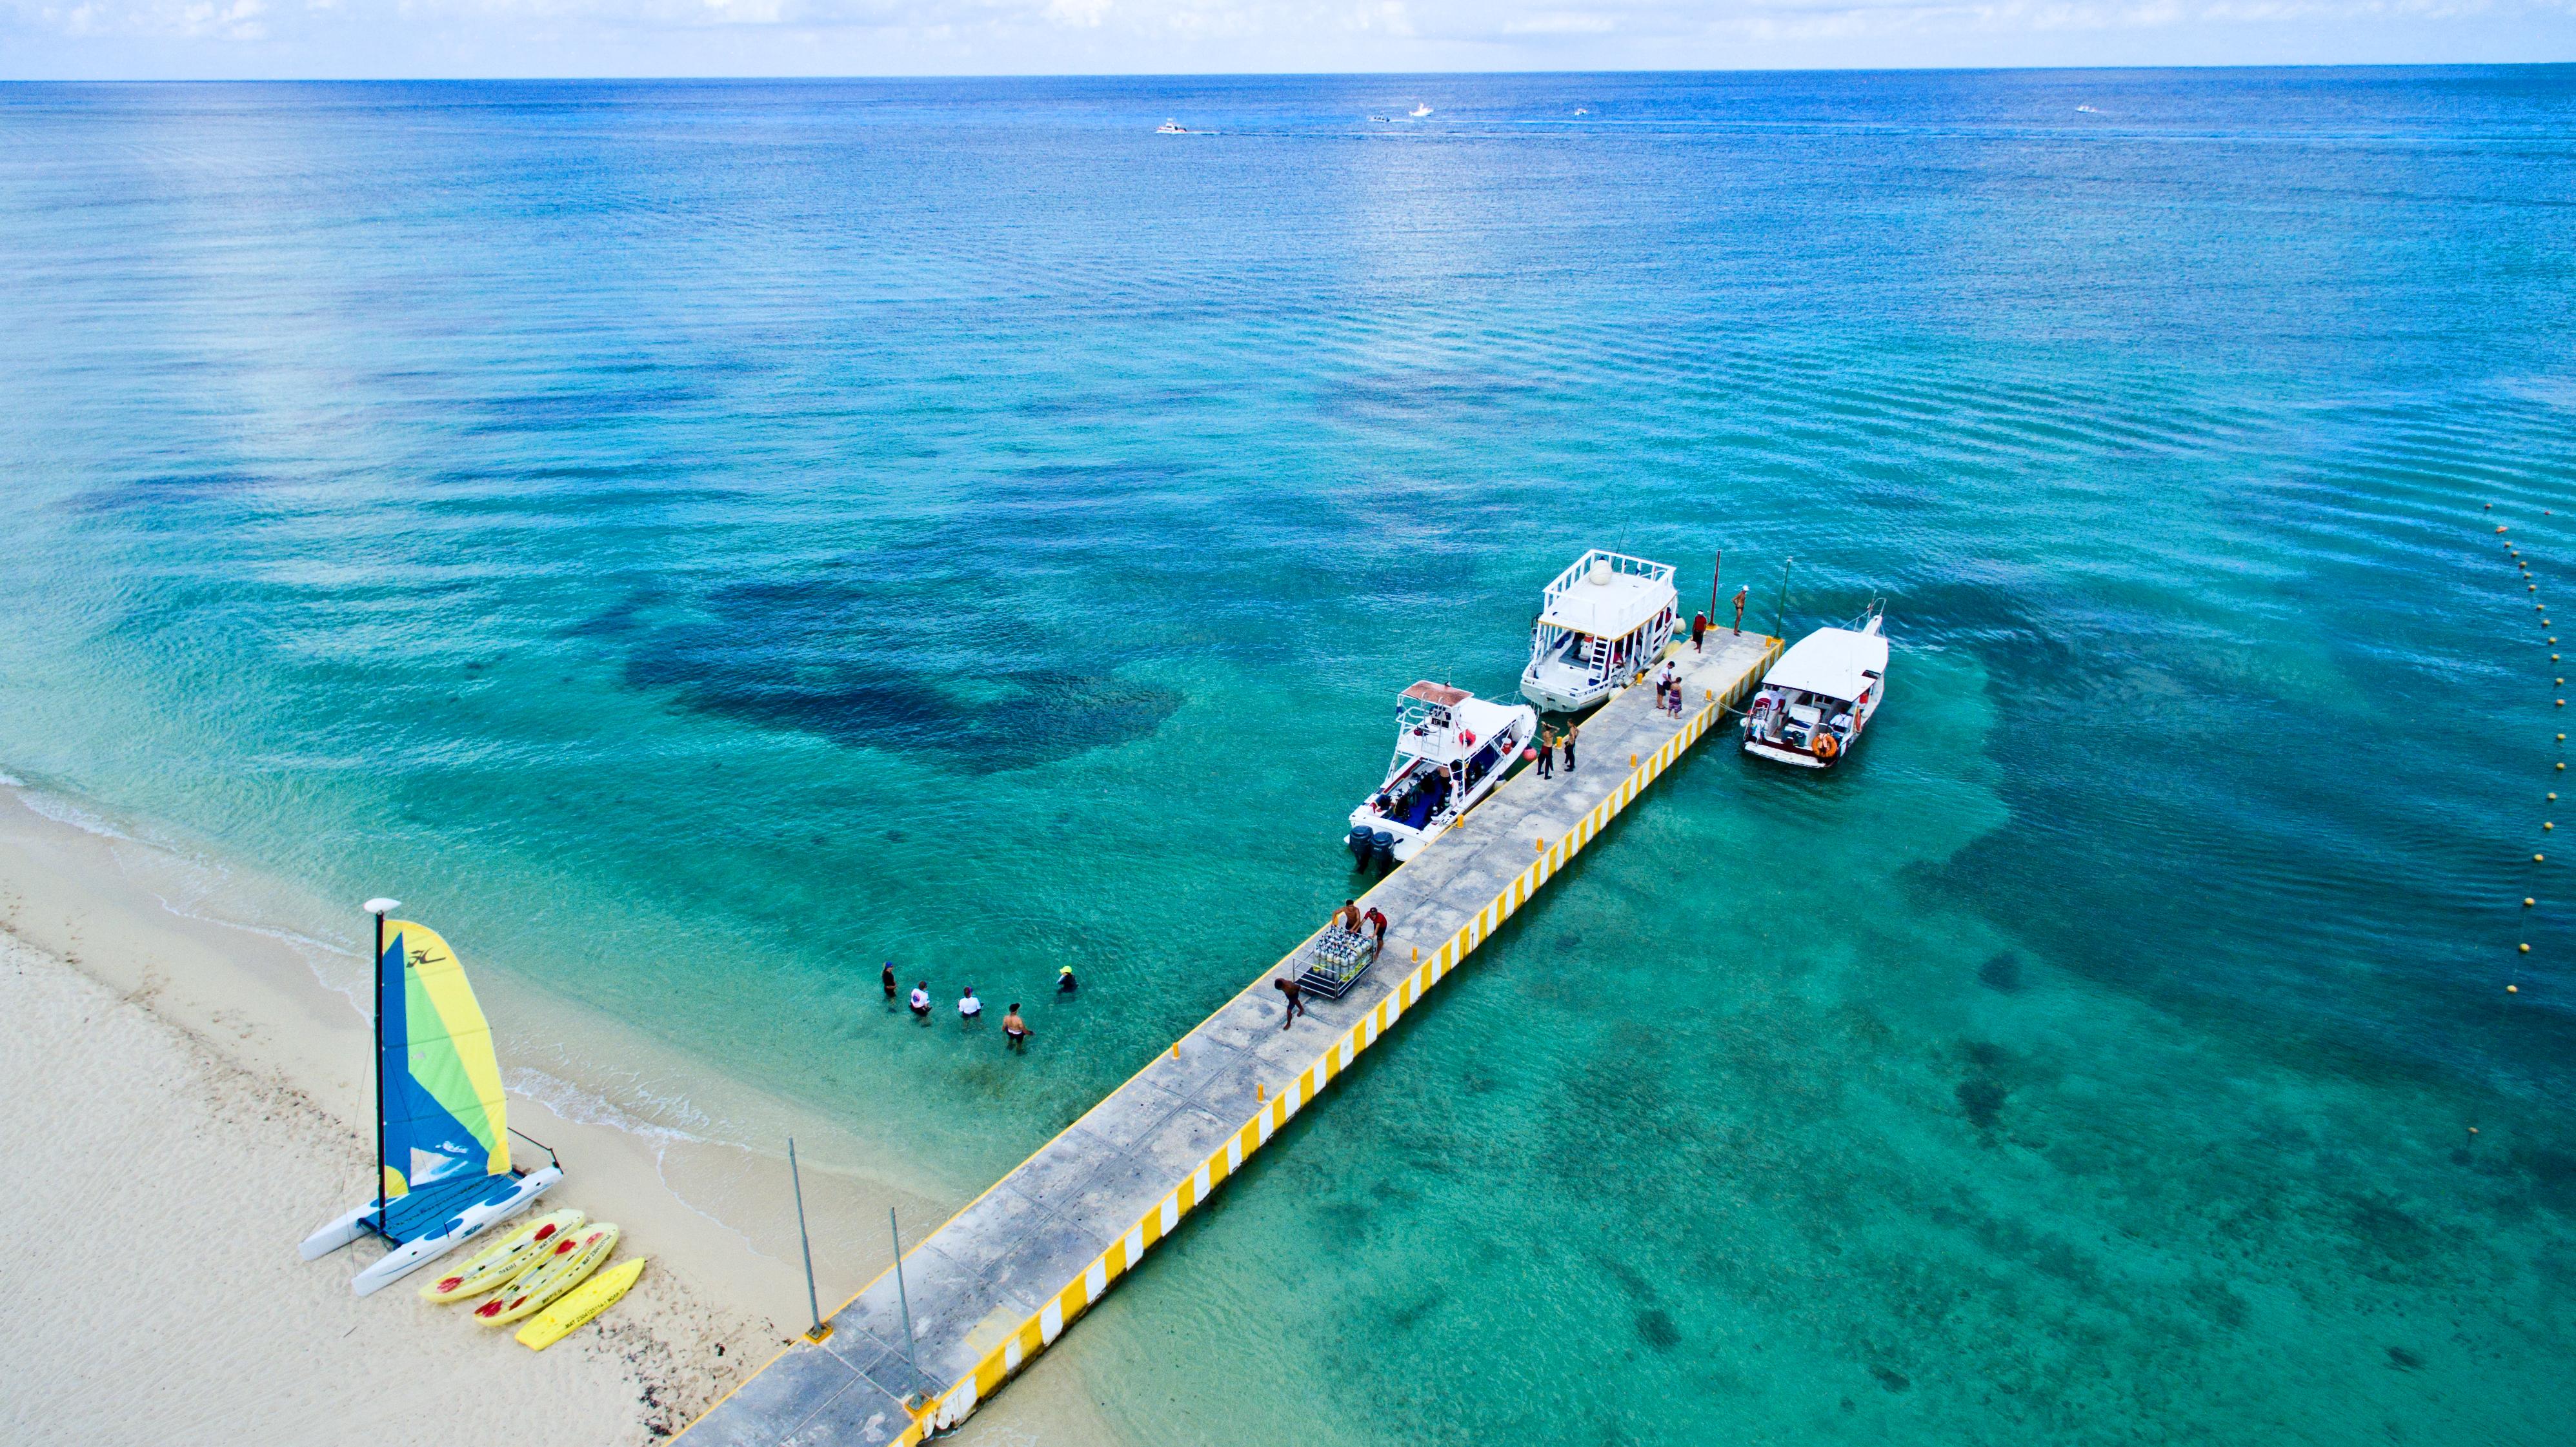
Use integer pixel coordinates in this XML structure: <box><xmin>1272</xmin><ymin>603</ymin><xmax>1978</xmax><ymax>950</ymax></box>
<box><xmin>1371</xmin><ymin>831</ymin><xmax>1397</xmax><ymax>874</ymax></box>
<box><xmin>1347</xmin><ymin>825</ymin><xmax>1377</xmax><ymax>868</ymax></box>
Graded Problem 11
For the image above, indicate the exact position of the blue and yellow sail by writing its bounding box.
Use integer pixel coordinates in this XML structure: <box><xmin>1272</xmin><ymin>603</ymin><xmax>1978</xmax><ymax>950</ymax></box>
<box><xmin>376</xmin><ymin>920</ymin><xmax>510</xmax><ymax>1208</ymax></box>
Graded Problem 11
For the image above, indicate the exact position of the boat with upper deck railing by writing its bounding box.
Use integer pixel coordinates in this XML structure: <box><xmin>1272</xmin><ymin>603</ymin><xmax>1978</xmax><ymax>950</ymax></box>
<box><xmin>1518</xmin><ymin>549</ymin><xmax>1680</xmax><ymax>714</ymax></box>
<box><xmin>1347</xmin><ymin>680</ymin><xmax>1537</xmax><ymax>867</ymax></box>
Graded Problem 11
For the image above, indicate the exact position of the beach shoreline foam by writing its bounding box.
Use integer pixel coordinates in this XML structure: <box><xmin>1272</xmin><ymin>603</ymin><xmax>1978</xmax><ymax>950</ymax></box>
<box><xmin>0</xmin><ymin>778</ymin><xmax>1123</xmax><ymax>1447</ymax></box>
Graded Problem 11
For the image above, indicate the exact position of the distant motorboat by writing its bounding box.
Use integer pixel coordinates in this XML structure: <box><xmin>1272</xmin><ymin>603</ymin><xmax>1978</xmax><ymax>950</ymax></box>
<box><xmin>1409</xmin><ymin>104</ymin><xmax>1434</xmax><ymax>118</ymax></box>
<box><xmin>2076</xmin><ymin>105</ymin><xmax>2100</xmax><ymax>114</ymax></box>
<box><xmin>1156</xmin><ymin>119</ymin><xmax>1189</xmax><ymax>134</ymax></box>
<box><xmin>1575</xmin><ymin>108</ymin><xmax>1590</xmax><ymax>116</ymax></box>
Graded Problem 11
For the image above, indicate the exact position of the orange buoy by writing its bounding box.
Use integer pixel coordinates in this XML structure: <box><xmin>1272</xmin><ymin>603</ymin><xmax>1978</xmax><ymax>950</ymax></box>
<box><xmin>2499</xmin><ymin>525</ymin><xmax>2510</xmax><ymax>533</ymax></box>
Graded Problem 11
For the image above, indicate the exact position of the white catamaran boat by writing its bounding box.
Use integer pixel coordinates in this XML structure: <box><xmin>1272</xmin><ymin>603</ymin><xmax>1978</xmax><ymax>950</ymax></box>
<box><xmin>300</xmin><ymin>901</ymin><xmax>561</xmax><ymax>1296</ymax></box>
<box><xmin>1347</xmin><ymin>681</ymin><xmax>1538</xmax><ymax>866</ymax></box>
<box><xmin>1742</xmin><ymin>604</ymin><xmax>1889</xmax><ymax>769</ymax></box>
<box><xmin>1519</xmin><ymin>550</ymin><xmax>1680</xmax><ymax>714</ymax></box>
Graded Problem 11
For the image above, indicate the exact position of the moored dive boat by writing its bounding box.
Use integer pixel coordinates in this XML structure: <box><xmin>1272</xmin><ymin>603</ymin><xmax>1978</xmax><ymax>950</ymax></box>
<box><xmin>1347</xmin><ymin>681</ymin><xmax>1538</xmax><ymax>866</ymax></box>
<box><xmin>1518</xmin><ymin>550</ymin><xmax>1680</xmax><ymax>714</ymax></box>
<box><xmin>1742</xmin><ymin>604</ymin><xmax>1889</xmax><ymax>769</ymax></box>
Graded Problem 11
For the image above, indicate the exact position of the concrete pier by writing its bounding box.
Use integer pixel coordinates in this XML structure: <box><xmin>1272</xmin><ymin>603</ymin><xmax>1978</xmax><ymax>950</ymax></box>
<box><xmin>681</xmin><ymin>628</ymin><xmax>1782</xmax><ymax>1447</ymax></box>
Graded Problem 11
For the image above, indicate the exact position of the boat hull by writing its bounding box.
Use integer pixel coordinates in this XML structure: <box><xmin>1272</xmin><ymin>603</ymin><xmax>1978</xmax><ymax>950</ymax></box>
<box><xmin>303</xmin><ymin>1164</ymin><xmax>563</xmax><ymax>1296</ymax></box>
<box><xmin>1743</xmin><ymin>738</ymin><xmax>1834</xmax><ymax>769</ymax></box>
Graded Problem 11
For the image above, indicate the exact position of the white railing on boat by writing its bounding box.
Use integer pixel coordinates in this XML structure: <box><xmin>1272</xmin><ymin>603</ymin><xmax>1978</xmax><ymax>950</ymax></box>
<box><xmin>1538</xmin><ymin>549</ymin><xmax>1677</xmax><ymax>614</ymax></box>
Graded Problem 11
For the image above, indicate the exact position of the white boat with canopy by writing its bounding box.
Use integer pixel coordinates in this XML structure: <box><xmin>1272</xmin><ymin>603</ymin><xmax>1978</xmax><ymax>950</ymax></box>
<box><xmin>1742</xmin><ymin>603</ymin><xmax>1889</xmax><ymax>769</ymax></box>
<box><xmin>1347</xmin><ymin>681</ymin><xmax>1538</xmax><ymax>866</ymax></box>
<box><xmin>299</xmin><ymin>902</ymin><xmax>561</xmax><ymax>1295</ymax></box>
<box><xmin>1519</xmin><ymin>550</ymin><xmax>1680</xmax><ymax>713</ymax></box>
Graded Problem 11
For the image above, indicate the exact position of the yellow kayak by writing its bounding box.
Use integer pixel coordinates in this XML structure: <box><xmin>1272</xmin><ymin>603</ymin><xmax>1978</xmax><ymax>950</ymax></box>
<box><xmin>474</xmin><ymin>1222</ymin><xmax>618</xmax><ymax>1327</ymax></box>
<box><xmin>419</xmin><ymin>1208</ymin><xmax>585</xmax><ymax>1304</ymax></box>
<box><xmin>516</xmin><ymin>1257</ymin><xmax>646</xmax><ymax>1351</ymax></box>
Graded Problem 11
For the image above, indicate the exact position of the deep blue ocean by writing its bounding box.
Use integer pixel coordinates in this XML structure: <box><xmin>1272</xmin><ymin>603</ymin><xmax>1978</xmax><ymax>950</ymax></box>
<box><xmin>4</xmin><ymin>68</ymin><xmax>2575</xmax><ymax>1444</ymax></box>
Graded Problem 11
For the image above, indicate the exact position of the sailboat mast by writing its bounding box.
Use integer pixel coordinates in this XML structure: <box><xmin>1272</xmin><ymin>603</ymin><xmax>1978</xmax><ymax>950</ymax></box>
<box><xmin>372</xmin><ymin>907</ymin><xmax>385</xmax><ymax>1233</ymax></box>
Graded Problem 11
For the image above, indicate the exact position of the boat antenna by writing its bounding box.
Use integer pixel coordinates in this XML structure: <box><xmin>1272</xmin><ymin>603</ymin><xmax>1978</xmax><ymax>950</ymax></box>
<box><xmin>362</xmin><ymin>896</ymin><xmax>401</xmax><ymax>1235</ymax></box>
<box><xmin>1709</xmin><ymin>549</ymin><xmax>1722</xmax><ymax>627</ymax></box>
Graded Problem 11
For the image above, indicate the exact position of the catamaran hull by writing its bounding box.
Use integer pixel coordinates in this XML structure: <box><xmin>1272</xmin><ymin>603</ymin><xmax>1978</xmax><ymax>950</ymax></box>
<box><xmin>301</xmin><ymin>1164</ymin><xmax>563</xmax><ymax>1296</ymax></box>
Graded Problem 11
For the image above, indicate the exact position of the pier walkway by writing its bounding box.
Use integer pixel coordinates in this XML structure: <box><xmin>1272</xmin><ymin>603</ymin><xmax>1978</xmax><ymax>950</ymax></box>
<box><xmin>683</xmin><ymin>629</ymin><xmax>1782</xmax><ymax>1447</ymax></box>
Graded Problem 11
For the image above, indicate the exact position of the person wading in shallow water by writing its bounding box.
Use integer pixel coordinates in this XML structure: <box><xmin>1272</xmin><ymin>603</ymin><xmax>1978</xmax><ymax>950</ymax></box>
<box><xmin>881</xmin><ymin>962</ymin><xmax>897</xmax><ymax>1002</ymax></box>
<box><xmin>1057</xmin><ymin>964</ymin><xmax>1078</xmax><ymax>995</ymax></box>
<box><xmin>1273</xmin><ymin>975</ymin><xmax>1305</xmax><ymax>1029</ymax></box>
<box><xmin>958</xmin><ymin>985</ymin><xmax>983</xmax><ymax>1022</ymax></box>
<box><xmin>909</xmin><ymin>982</ymin><xmax>932</xmax><ymax>1020</ymax></box>
<box><xmin>1003</xmin><ymin>1004</ymin><xmax>1031</xmax><ymax>1052</ymax></box>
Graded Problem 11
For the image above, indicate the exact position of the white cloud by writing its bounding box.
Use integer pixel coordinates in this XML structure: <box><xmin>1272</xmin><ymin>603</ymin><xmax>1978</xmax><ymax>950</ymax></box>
<box><xmin>0</xmin><ymin>0</ymin><xmax>2570</xmax><ymax>72</ymax></box>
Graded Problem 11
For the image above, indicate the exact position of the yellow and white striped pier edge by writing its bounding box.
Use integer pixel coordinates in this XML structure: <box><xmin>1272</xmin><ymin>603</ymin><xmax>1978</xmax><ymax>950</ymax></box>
<box><xmin>900</xmin><ymin>638</ymin><xmax>1780</xmax><ymax>1441</ymax></box>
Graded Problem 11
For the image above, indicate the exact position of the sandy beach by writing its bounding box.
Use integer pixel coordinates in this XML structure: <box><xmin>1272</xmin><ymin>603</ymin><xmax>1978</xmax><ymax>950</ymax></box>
<box><xmin>0</xmin><ymin>783</ymin><xmax>1122</xmax><ymax>1447</ymax></box>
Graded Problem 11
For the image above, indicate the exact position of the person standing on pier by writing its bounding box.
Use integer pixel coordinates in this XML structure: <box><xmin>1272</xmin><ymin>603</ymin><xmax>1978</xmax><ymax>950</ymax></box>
<box><xmin>1003</xmin><ymin>1004</ymin><xmax>1031</xmax><ymax>1052</ymax></box>
<box><xmin>909</xmin><ymin>982</ymin><xmax>932</xmax><ymax>1020</ymax></box>
<box><xmin>1334</xmin><ymin>899</ymin><xmax>1363</xmax><ymax>935</ymax></box>
<box><xmin>1562</xmin><ymin>720</ymin><xmax>1579</xmax><ymax>771</ymax></box>
<box><xmin>881</xmin><ymin>961</ymin><xmax>898</xmax><ymax>1002</ymax></box>
<box><xmin>1732</xmin><ymin>586</ymin><xmax>1748</xmax><ymax>634</ymax></box>
<box><xmin>1691</xmin><ymin>611</ymin><xmax>1709</xmax><ymax>652</ymax></box>
<box><xmin>1364</xmin><ymin>906</ymin><xmax>1389</xmax><ymax>951</ymax></box>
<box><xmin>1273</xmin><ymin>975</ymin><xmax>1306</xmax><ymax>1029</ymax></box>
<box><xmin>1535</xmin><ymin>726</ymin><xmax>1555</xmax><ymax>778</ymax></box>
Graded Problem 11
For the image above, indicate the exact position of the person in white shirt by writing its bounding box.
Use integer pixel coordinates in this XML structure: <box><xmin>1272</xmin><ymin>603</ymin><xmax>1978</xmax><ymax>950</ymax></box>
<box><xmin>958</xmin><ymin>986</ymin><xmax>983</xmax><ymax>1021</ymax></box>
<box><xmin>909</xmin><ymin>983</ymin><xmax>932</xmax><ymax>1019</ymax></box>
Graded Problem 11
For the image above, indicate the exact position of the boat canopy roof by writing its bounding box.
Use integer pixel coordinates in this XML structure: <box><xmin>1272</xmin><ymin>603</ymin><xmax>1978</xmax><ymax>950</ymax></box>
<box><xmin>1402</xmin><ymin>681</ymin><xmax>1471</xmax><ymax>707</ymax></box>
<box><xmin>1538</xmin><ymin>563</ymin><xmax>1675</xmax><ymax>638</ymax></box>
<box><xmin>1761</xmin><ymin>627</ymin><xmax>1890</xmax><ymax>704</ymax></box>
<box><xmin>1397</xmin><ymin>691</ymin><xmax>1531</xmax><ymax>764</ymax></box>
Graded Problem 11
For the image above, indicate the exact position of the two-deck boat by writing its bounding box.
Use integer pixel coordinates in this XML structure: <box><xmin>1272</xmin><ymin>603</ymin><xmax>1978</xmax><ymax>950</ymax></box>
<box><xmin>1742</xmin><ymin>604</ymin><xmax>1889</xmax><ymax>769</ymax></box>
<box><xmin>1347</xmin><ymin>682</ymin><xmax>1538</xmax><ymax>866</ymax></box>
<box><xmin>1518</xmin><ymin>551</ymin><xmax>1680</xmax><ymax>714</ymax></box>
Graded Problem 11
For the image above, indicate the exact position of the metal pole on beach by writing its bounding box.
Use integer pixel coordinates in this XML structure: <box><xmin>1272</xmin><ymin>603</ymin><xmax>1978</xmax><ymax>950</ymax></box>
<box><xmin>1774</xmin><ymin>557</ymin><xmax>1795</xmax><ymax>638</ymax></box>
<box><xmin>362</xmin><ymin>897</ymin><xmax>399</xmax><ymax>1235</ymax></box>
<box><xmin>789</xmin><ymin>1138</ymin><xmax>828</xmax><ymax>1342</ymax></box>
<box><xmin>891</xmin><ymin>1208</ymin><xmax>923</xmax><ymax>1388</ymax></box>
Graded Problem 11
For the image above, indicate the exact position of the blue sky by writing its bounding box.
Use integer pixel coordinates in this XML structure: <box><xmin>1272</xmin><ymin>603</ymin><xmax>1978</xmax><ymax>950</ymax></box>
<box><xmin>3</xmin><ymin>0</ymin><xmax>2573</xmax><ymax>80</ymax></box>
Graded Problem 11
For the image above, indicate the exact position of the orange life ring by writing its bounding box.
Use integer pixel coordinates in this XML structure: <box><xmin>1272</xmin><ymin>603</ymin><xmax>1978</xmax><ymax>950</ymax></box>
<box><xmin>1458</xmin><ymin>729</ymin><xmax>1477</xmax><ymax>747</ymax></box>
<box><xmin>1813</xmin><ymin>733</ymin><xmax>1840</xmax><ymax>762</ymax></box>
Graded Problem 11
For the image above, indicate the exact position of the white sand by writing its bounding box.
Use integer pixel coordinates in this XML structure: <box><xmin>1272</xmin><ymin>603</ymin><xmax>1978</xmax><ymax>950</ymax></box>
<box><xmin>0</xmin><ymin>785</ymin><xmax>1122</xmax><ymax>1447</ymax></box>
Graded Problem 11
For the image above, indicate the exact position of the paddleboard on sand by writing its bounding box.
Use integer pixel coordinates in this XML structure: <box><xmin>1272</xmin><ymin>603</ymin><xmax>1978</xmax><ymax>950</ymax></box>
<box><xmin>475</xmin><ymin>1222</ymin><xmax>618</xmax><ymax>1326</ymax></box>
<box><xmin>516</xmin><ymin>1257</ymin><xmax>647</xmax><ymax>1350</ymax></box>
<box><xmin>420</xmin><ymin>1208</ymin><xmax>585</xmax><ymax>1304</ymax></box>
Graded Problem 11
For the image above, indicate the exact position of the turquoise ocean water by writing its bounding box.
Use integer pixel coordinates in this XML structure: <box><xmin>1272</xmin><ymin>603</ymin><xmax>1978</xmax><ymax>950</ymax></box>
<box><xmin>5</xmin><ymin>69</ymin><xmax>2575</xmax><ymax>1443</ymax></box>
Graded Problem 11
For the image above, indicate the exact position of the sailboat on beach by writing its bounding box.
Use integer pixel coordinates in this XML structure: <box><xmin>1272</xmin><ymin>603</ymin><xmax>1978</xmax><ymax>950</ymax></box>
<box><xmin>299</xmin><ymin>900</ymin><xmax>561</xmax><ymax>1295</ymax></box>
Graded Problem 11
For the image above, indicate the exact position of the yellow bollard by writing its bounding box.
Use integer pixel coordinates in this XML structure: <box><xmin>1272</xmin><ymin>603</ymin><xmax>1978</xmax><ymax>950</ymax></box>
<box><xmin>1255</xmin><ymin>1083</ymin><xmax>1265</xmax><ymax>1103</ymax></box>
<box><xmin>1630</xmin><ymin>753</ymin><xmax>1638</xmax><ymax>766</ymax></box>
<box><xmin>1171</xmin><ymin>1042</ymin><xmax>1180</xmax><ymax>1061</ymax></box>
<box><xmin>1535</xmin><ymin>837</ymin><xmax>1545</xmax><ymax>855</ymax></box>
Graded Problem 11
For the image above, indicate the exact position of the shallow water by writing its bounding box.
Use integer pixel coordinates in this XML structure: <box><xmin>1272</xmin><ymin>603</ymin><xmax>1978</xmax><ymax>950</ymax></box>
<box><xmin>3</xmin><ymin>69</ymin><xmax>2574</xmax><ymax>1444</ymax></box>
